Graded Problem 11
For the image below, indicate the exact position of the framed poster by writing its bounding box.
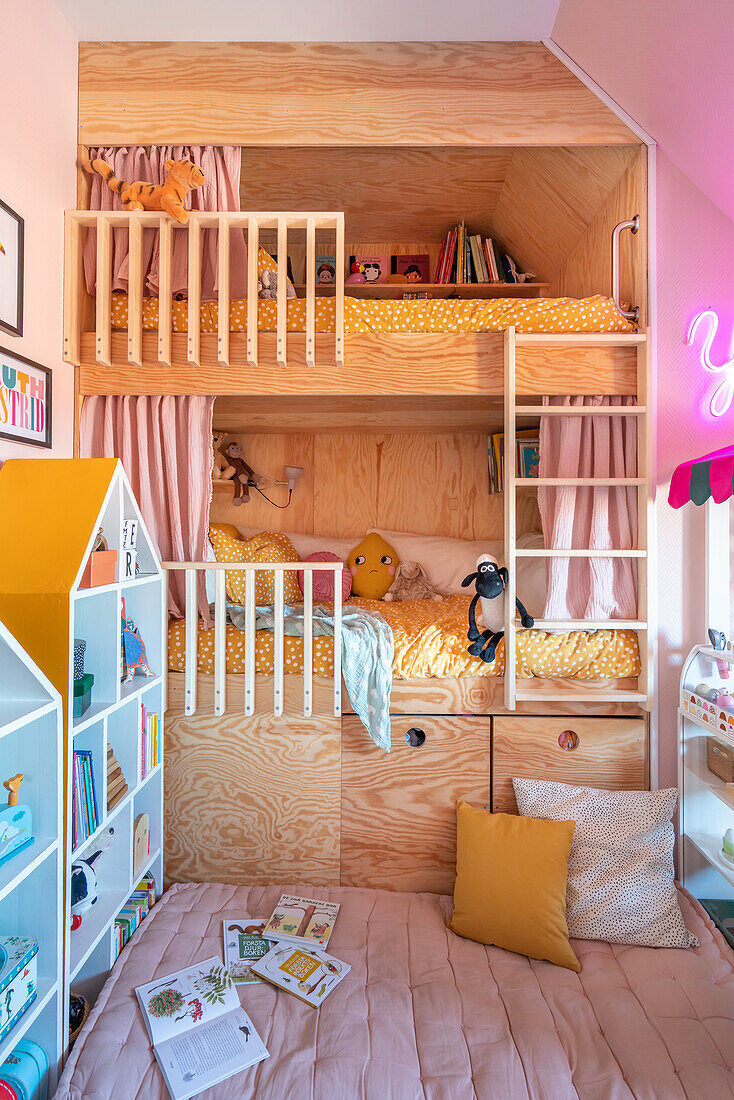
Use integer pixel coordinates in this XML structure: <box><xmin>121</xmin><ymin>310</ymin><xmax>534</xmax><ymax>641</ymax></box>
<box><xmin>0</xmin><ymin>199</ymin><xmax>24</xmax><ymax>337</ymax></box>
<box><xmin>0</xmin><ymin>346</ymin><xmax>52</xmax><ymax>448</ymax></box>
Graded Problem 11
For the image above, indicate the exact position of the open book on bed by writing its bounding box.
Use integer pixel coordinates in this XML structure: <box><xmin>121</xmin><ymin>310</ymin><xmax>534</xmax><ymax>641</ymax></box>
<box><xmin>135</xmin><ymin>957</ymin><xmax>268</xmax><ymax>1100</ymax></box>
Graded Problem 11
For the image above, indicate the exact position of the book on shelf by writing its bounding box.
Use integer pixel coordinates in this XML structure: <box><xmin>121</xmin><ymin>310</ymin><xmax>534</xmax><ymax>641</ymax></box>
<box><xmin>222</xmin><ymin>918</ymin><xmax>276</xmax><ymax>984</ymax></box>
<box><xmin>436</xmin><ymin>224</ymin><xmax>530</xmax><ymax>285</ymax></box>
<box><xmin>114</xmin><ymin>874</ymin><xmax>157</xmax><ymax>960</ymax></box>
<box><xmin>487</xmin><ymin>430</ymin><xmax>540</xmax><ymax>493</ymax></box>
<box><xmin>250</xmin><ymin>942</ymin><xmax>350</xmax><ymax>1008</ymax></box>
<box><xmin>72</xmin><ymin>749</ymin><xmax>99</xmax><ymax>849</ymax></box>
<box><xmin>136</xmin><ymin>957</ymin><xmax>268</xmax><ymax>1100</ymax></box>
<box><xmin>141</xmin><ymin>702</ymin><xmax>161</xmax><ymax>780</ymax></box>
<box><xmin>262</xmin><ymin>894</ymin><xmax>340</xmax><ymax>950</ymax></box>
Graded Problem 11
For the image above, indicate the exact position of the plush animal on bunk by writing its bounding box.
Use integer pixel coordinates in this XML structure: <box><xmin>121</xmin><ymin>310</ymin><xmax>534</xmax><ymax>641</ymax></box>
<box><xmin>461</xmin><ymin>554</ymin><xmax>534</xmax><ymax>663</ymax></box>
<box><xmin>212</xmin><ymin>431</ymin><xmax>235</xmax><ymax>481</ymax></box>
<box><xmin>258</xmin><ymin>269</ymin><xmax>296</xmax><ymax>300</ymax></box>
<box><xmin>222</xmin><ymin>440</ymin><xmax>261</xmax><ymax>505</ymax></box>
<box><xmin>383</xmin><ymin>561</ymin><xmax>443</xmax><ymax>602</ymax></box>
<box><xmin>81</xmin><ymin>157</ymin><xmax>205</xmax><ymax>223</ymax></box>
<box><xmin>347</xmin><ymin>533</ymin><xmax>400</xmax><ymax>599</ymax></box>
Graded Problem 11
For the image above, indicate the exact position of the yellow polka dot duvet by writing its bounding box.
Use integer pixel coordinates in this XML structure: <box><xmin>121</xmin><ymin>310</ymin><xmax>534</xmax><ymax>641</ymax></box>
<box><xmin>167</xmin><ymin>594</ymin><xmax>640</xmax><ymax>679</ymax></box>
<box><xmin>111</xmin><ymin>293</ymin><xmax>636</xmax><ymax>335</ymax></box>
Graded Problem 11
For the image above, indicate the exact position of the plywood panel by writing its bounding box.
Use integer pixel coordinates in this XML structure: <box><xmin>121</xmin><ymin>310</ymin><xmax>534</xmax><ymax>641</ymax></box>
<box><xmin>164</xmin><ymin>707</ymin><xmax>341</xmax><ymax>887</ymax></box>
<box><xmin>209</xmin><ymin>431</ymin><xmax>541</xmax><ymax>542</ymax></box>
<box><xmin>78</xmin><ymin>332</ymin><xmax>640</xmax><ymax>396</ymax></box>
<box><xmin>492</xmin><ymin>715</ymin><xmax>647</xmax><ymax>813</ymax></box>
<box><xmin>553</xmin><ymin>147</ymin><xmax>648</xmax><ymax>321</ymax></box>
<box><xmin>78</xmin><ymin>42</ymin><xmax>637</xmax><ymax>147</ymax></box>
<box><xmin>341</xmin><ymin>715</ymin><xmax>489</xmax><ymax>893</ymax></box>
<box><xmin>383</xmin><ymin>677</ymin><xmax>644</xmax><ymax>717</ymax></box>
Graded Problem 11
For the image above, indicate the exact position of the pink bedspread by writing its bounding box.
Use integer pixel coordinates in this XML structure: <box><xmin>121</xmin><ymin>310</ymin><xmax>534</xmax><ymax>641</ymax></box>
<box><xmin>56</xmin><ymin>882</ymin><xmax>734</xmax><ymax>1100</ymax></box>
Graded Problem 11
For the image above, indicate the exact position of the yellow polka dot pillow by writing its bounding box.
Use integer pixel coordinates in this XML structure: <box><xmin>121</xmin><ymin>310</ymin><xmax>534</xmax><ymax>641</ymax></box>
<box><xmin>257</xmin><ymin>247</ymin><xmax>295</xmax><ymax>292</ymax></box>
<box><xmin>209</xmin><ymin>526</ymin><xmax>301</xmax><ymax>605</ymax></box>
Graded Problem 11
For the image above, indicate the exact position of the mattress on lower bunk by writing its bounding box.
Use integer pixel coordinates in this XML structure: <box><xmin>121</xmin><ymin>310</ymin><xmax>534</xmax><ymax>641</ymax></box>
<box><xmin>167</xmin><ymin>594</ymin><xmax>641</xmax><ymax>679</ymax></box>
<box><xmin>55</xmin><ymin>881</ymin><xmax>734</xmax><ymax>1100</ymax></box>
<box><xmin>110</xmin><ymin>291</ymin><xmax>636</xmax><ymax>335</ymax></box>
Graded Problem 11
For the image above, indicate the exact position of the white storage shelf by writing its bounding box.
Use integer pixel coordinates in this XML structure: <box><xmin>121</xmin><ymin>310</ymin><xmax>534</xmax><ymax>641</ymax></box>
<box><xmin>0</xmin><ymin>620</ymin><xmax>63</xmax><ymax>1090</ymax></box>
<box><xmin>64</xmin><ymin>465</ymin><xmax>165</xmax><ymax>1053</ymax></box>
<box><xmin>679</xmin><ymin>645</ymin><xmax>734</xmax><ymax>903</ymax></box>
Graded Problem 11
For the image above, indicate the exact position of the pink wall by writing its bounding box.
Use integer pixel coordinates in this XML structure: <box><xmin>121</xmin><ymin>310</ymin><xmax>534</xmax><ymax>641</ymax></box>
<box><xmin>0</xmin><ymin>1</ymin><xmax>77</xmax><ymax>461</ymax></box>
<box><xmin>553</xmin><ymin>1</ymin><xmax>734</xmax><ymax>788</ymax></box>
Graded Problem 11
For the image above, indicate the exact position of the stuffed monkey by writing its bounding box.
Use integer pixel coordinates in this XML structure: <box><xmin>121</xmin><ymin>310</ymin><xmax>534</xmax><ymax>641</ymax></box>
<box><xmin>222</xmin><ymin>440</ymin><xmax>259</xmax><ymax>505</ymax></box>
<box><xmin>461</xmin><ymin>554</ymin><xmax>534</xmax><ymax>663</ymax></box>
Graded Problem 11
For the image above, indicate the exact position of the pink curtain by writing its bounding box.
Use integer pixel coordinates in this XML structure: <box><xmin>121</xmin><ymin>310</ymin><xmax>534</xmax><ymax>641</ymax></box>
<box><xmin>80</xmin><ymin>395</ymin><xmax>215</xmax><ymax>622</ymax></box>
<box><xmin>82</xmin><ymin>145</ymin><xmax>247</xmax><ymax>300</ymax></box>
<box><xmin>538</xmin><ymin>395</ymin><xmax>638</xmax><ymax>621</ymax></box>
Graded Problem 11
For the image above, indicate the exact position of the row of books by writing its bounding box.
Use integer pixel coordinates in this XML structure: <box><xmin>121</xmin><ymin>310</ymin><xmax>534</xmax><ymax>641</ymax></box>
<box><xmin>436</xmin><ymin>223</ymin><xmax>529</xmax><ymax>285</ymax></box>
<box><xmin>141</xmin><ymin>703</ymin><xmax>160</xmax><ymax>780</ymax></box>
<box><xmin>488</xmin><ymin>430</ymin><xmax>540</xmax><ymax>493</ymax></box>
<box><xmin>114</xmin><ymin>874</ymin><xmax>156</xmax><ymax>961</ymax></box>
<box><xmin>72</xmin><ymin>750</ymin><xmax>99</xmax><ymax>851</ymax></box>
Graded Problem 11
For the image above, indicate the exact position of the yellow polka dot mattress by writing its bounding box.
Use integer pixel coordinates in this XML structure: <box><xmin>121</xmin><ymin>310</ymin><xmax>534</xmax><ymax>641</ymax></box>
<box><xmin>167</xmin><ymin>593</ymin><xmax>640</xmax><ymax>679</ymax></box>
<box><xmin>111</xmin><ymin>293</ymin><xmax>636</xmax><ymax>335</ymax></box>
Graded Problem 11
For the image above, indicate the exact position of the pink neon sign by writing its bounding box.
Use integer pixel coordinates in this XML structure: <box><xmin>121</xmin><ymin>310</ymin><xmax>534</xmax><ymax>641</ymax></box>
<box><xmin>687</xmin><ymin>308</ymin><xmax>734</xmax><ymax>417</ymax></box>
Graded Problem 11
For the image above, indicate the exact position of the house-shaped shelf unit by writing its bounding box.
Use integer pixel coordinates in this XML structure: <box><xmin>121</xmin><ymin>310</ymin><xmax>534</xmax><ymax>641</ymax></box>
<box><xmin>0</xmin><ymin>458</ymin><xmax>165</xmax><ymax>1053</ymax></box>
<box><xmin>0</xmin><ymin>616</ymin><xmax>63</xmax><ymax>1092</ymax></box>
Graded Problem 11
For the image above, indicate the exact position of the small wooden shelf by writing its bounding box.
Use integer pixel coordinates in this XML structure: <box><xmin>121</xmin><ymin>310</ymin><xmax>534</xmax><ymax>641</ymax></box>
<box><xmin>292</xmin><ymin>281</ymin><xmax>550</xmax><ymax>300</ymax></box>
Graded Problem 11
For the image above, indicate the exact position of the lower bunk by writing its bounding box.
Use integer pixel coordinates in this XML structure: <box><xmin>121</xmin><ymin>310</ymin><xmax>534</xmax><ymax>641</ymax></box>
<box><xmin>56</xmin><ymin>880</ymin><xmax>734</xmax><ymax>1100</ymax></box>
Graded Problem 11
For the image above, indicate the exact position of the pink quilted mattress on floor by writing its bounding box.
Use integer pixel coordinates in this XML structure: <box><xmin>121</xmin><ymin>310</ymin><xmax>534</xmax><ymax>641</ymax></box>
<box><xmin>56</xmin><ymin>882</ymin><xmax>734</xmax><ymax>1100</ymax></box>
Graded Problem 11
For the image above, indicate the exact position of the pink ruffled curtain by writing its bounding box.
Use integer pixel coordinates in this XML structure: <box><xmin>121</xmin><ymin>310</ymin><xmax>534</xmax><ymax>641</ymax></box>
<box><xmin>82</xmin><ymin>145</ymin><xmax>247</xmax><ymax>299</ymax></box>
<box><xmin>538</xmin><ymin>395</ymin><xmax>638</xmax><ymax>621</ymax></box>
<box><xmin>80</xmin><ymin>395</ymin><xmax>215</xmax><ymax>623</ymax></box>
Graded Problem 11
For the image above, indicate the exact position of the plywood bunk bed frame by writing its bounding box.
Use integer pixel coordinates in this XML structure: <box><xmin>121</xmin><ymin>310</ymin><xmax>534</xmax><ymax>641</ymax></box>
<box><xmin>64</xmin><ymin>40</ymin><xmax>655</xmax><ymax>893</ymax></box>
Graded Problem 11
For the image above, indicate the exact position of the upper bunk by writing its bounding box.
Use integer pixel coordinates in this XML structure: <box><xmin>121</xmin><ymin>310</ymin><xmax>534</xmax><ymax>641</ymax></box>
<box><xmin>66</xmin><ymin>41</ymin><xmax>650</xmax><ymax>401</ymax></box>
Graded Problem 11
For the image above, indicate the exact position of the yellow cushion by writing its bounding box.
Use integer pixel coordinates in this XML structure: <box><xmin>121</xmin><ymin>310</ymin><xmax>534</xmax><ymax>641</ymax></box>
<box><xmin>448</xmin><ymin>800</ymin><xmax>579</xmax><ymax>971</ymax></box>
<box><xmin>257</xmin><ymin>247</ymin><xmax>295</xmax><ymax>290</ymax></box>
<box><xmin>209</xmin><ymin>523</ymin><xmax>244</xmax><ymax>542</ymax></box>
<box><xmin>347</xmin><ymin>532</ymin><xmax>399</xmax><ymax>599</ymax></box>
<box><xmin>208</xmin><ymin>527</ymin><xmax>301</xmax><ymax>604</ymax></box>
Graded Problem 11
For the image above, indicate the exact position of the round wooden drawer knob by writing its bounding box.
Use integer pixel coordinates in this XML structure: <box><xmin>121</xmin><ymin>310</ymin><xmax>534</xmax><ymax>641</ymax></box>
<box><xmin>558</xmin><ymin>729</ymin><xmax>579</xmax><ymax>751</ymax></box>
<box><xmin>405</xmin><ymin>727</ymin><xmax>426</xmax><ymax>748</ymax></box>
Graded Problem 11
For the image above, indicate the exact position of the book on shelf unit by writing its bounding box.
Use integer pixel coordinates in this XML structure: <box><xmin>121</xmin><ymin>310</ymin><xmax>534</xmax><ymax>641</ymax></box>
<box><xmin>114</xmin><ymin>874</ymin><xmax>156</xmax><ymax>961</ymax></box>
<box><xmin>488</xmin><ymin>430</ymin><xmax>540</xmax><ymax>493</ymax></box>
<box><xmin>436</xmin><ymin>221</ymin><xmax>535</xmax><ymax>286</ymax></box>
<box><xmin>71</xmin><ymin>749</ymin><xmax>100</xmax><ymax>850</ymax></box>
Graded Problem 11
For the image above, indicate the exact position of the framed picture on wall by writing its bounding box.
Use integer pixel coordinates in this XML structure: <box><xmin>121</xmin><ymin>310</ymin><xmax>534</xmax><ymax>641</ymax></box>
<box><xmin>0</xmin><ymin>346</ymin><xmax>52</xmax><ymax>448</ymax></box>
<box><xmin>0</xmin><ymin>199</ymin><xmax>24</xmax><ymax>337</ymax></box>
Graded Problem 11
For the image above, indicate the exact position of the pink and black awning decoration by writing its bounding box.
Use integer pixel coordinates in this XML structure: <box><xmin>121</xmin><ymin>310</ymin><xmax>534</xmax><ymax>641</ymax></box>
<box><xmin>669</xmin><ymin>444</ymin><xmax>734</xmax><ymax>508</ymax></box>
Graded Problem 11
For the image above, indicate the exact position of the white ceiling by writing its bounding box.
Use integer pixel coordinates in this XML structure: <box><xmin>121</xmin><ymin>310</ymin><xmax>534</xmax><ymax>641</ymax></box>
<box><xmin>54</xmin><ymin>0</ymin><xmax>563</xmax><ymax>42</ymax></box>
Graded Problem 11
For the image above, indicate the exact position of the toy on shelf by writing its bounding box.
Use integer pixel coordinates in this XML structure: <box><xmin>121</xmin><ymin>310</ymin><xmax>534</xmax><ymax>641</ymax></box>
<box><xmin>73</xmin><ymin>638</ymin><xmax>86</xmax><ymax>680</ymax></box>
<box><xmin>106</xmin><ymin>745</ymin><xmax>128</xmax><ymax>812</ymax></box>
<box><xmin>73</xmin><ymin>673</ymin><xmax>94</xmax><ymax>718</ymax></box>
<box><xmin>722</xmin><ymin>827</ymin><xmax>734</xmax><ymax>869</ymax></box>
<box><xmin>0</xmin><ymin>1037</ymin><xmax>48</xmax><ymax>1097</ymax></box>
<box><xmin>212</xmin><ymin>431</ymin><xmax>235</xmax><ymax>482</ymax></box>
<box><xmin>121</xmin><ymin>608</ymin><xmax>154</xmax><ymax>684</ymax></box>
<box><xmin>70</xmin><ymin>827</ymin><xmax>115</xmax><ymax>931</ymax></box>
<box><xmin>80</xmin><ymin>527</ymin><xmax>117</xmax><ymax>588</ymax></box>
<box><xmin>133</xmin><ymin>813</ymin><xmax>150</xmax><ymax>877</ymax></box>
<box><xmin>0</xmin><ymin>937</ymin><xmax>38</xmax><ymax>1044</ymax></box>
<box><xmin>0</xmin><ymin>775</ymin><xmax>34</xmax><ymax>867</ymax></box>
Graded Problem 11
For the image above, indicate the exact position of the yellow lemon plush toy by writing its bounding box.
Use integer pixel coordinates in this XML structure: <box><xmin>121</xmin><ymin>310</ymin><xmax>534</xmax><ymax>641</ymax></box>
<box><xmin>347</xmin><ymin>533</ymin><xmax>400</xmax><ymax>599</ymax></box>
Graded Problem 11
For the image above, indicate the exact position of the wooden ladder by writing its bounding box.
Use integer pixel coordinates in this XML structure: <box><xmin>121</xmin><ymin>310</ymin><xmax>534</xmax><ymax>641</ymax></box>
<box><xmin>503</xmin><ymin>328</ymin><xmax>653</xmax><ymax>711</ymax></box>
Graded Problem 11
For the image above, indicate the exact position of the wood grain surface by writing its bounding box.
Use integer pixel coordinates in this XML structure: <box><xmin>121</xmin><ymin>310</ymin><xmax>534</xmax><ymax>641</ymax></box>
<box><xmin>208</xmin><ymin>430</ymin><xmax>541</xmax><ymax>541</ymax></box>
<box><xmin>78</xmin><ymin>42</ymin><xmax>636</xmax><ymax>147</ymax></box>
<box><xmin>164</xmin><ymin>707</ymin><xmax>341</xmax><ymax>888</ymax></box>
<box><xmin>341</xmin><ymin>715</ymin><xmax>490</xmax><ymax>893</ymax></box>
<box><xmin>77</xmin><ymin>332</ymin><xmax>639</xmax><ymax>395</ymax></box>
<box><xmin>492</xmin><ymin>715</ymin><xmax>647</xmax><ymax>812</ymax></box>
<box><xmin>382</xmin><ymin>677</ymin><xmax>644</xmax><ymax>717</ymax></box>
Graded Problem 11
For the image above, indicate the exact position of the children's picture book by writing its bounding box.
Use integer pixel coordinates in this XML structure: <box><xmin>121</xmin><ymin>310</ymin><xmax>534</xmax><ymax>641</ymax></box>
<box><xmin>262</xmin><ymin>894</ymin><xmax>340</xmax><ymax>949</ymax></box>
<box><xmin>136</xmin><ymin>957</ymin><xmax>269</xmax><ymax>1100</ymax></box>
<box><xmin>349</xmin><ymin>254</ymin><xmax>388</xmax><ymax>284</ymax></box>
<box><xmin>222</xmin><ymin>918</ymin><xmax>275</xmax><ymax>984</ymax></box>
<box><xmin>315</xmin><ymin>255</ymin><xmax>337</xmax><ymax>285</ymax></box>
<box><xmin>250</xmin><ymin>943</ymin><xmax>350</xmax><ymax>1008</ymax></box>
<box><xmin>391</xmin><ymin>254</ymin><xmax>430</xmax><ymax>283</ymax></box>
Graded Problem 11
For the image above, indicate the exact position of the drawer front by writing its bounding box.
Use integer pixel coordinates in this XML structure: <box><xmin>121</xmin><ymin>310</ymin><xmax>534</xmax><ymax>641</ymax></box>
<box><xmin>492</xmin><ymin>716</ymin><xmax>646</xmax><ymax>813</ymax></box>
<box><xmin>341</xmin><ymin>715</ymin><xmax>490</xmax><ymax>894</ymax></box>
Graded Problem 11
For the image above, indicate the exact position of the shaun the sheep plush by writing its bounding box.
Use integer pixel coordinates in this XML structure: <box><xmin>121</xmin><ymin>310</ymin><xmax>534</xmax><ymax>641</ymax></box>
<box><xmin>461</xmin><ymin>554</ymin><xmax>534</xmax><ymax>663</ymax></box>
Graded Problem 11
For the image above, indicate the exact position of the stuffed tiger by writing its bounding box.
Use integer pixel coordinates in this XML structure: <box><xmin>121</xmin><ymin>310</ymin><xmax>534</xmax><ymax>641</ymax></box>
<box><xmin>82</xmin><ymin>157</ymin><xmax>205</xmax><ymax>223</ymax></box>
